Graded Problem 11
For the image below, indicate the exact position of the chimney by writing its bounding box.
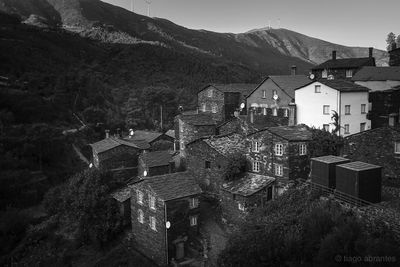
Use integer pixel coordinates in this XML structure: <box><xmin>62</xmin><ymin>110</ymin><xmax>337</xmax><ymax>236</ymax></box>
<box><xmin>332</xmin><ymin>50</ymin><xmax>337</xmax><ymax>60</ymax></box>
<box><xmin>291</xmin><ymin>65</ymin><xmax>297</xmax><ymax>76</ymax></box>
<box><xmin>129</xmin><ymin>129</ymin><xmax>134</xmax><ymax>138</ymax></box>
<box><xmin>369</xmin><ymin>47</ymin><xmax>373</xmax><ymax>58</ymax></box>
<box><xmin>250</xmin><ymin>108</ymin><xmax>254</xmax><ymax>124</ymax></box>
<box><xmin>389</xmin><ymin>113</ymin><xmax>398</xmax><ymax>127</ymax></box>
<box><xmin>105</xmin><ymin>129</ymin><xmax>110</xmax><ymax>139</ymax></box>
<box><xmin>288</xmin><ymin>102</ymin><xmax>297</xmax><ymax>126</ymax></box>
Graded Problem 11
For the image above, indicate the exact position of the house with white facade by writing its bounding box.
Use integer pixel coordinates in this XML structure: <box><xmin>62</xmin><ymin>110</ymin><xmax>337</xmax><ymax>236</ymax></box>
<box><xmin>295</xmin><ymin>80</ymin><xmax>371</xmax><ymax>136</ymax></box>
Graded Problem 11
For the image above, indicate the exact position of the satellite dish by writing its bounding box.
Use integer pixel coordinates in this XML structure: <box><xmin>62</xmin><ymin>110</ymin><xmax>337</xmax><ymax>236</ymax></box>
<box><xmin>143</xmin><ymin>170</ymin><xmax>148</xmax><ymax>177</ymax></box>
<box><xmin>166</xmin><ymin>221</ymin><xmax>171</xmax><ymax>229</ymax></box>
<box><xmin>327</xmin><ymin>75</ymin><xmax>334</xmax><ymax>80</ymax></box>
<box><xmin>309</xmin><ymin>74</ymin><xmax>315</xmax><ymax>80</ymax></box>
<box><xmin>240</xmin><ymin>103</ymin><xmax>245</xmax><ymax>109</ymax></box>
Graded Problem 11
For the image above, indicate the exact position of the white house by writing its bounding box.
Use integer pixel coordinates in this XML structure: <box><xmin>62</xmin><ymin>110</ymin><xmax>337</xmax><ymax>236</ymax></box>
<box><xmin>295</xmin><ymin>80</ymin><xmax>371</xmax><ymax>136</ymax></box>
<box><xmin>352</xmin><ymin>66</ymin><xmax>400</xmax><ymax>91</ymax></box>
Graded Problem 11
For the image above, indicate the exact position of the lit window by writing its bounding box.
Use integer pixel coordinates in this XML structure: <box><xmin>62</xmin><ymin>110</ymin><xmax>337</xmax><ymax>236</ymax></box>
<box><xmin>272</xmin><ymin>108</ymin><xmax>278</xmax><ymax>116</ymax></box>
<box><xmin>149</xmin><ymin>194</ymin><xmax>156</xmax><ymax>210</ymax></box>
<box><xmin>252</xmin><ymin>161</ymin><xmax>260</xmax><ymax>172</ymax></box>
<box><xmin>361</xmin><ymin>104</ymin><xmax>366</xmax><ymax>114</ymax></box>
<box><xmin>346</xmin><ymin>69</ymin><xmax>353</xmax><ymax>78</ymax></box>
<box><xmin>138</xmin><ymin>209</ymin><xmax>144</xmax><ymax>223</ymax></box>
<box><xmin>315</xmin><ymin>85</ymin><xmax>321</xmax><ymax>93</ymax></box>
<box><xmin>322</xmin><ymin>70</ymin><xmax>328</xmax><ymax>78</ymax></box>
<box><xmin>190</xmin><ymin>215</ymin><xmax>198</xmax><ymax>226</ymax></box>
<box><xmin>208</xmin><ymin>89</ymin><xmax>213</xmax><ymax>97</ymax></box>
<box><xmin>253</xmin><ymin>141</ymin><xmax>260</xmax><ymax>152</ymax></box>
<box><xmin>149</xmin><ymin>216</ymin><xmax>156</xmax><ymax>231</ymax></box>
<box><xmin>345</xmin><ymin>105</ymin><xmax>351</xmax><ymax>115</ymax></box>
<box><xmin>238</xmin><ymin>202</ymin><xmax>245</xmax><ymax>211</ymax></box>
<box><xmin>323</xmin><ymin>105</ymin><xmax>330</xmax><ymax>115</ymax></box>
<box><xmin>299</xmin><ymin>144</ymin><xmax>307</xmax><ymax>156</ymax></box>
<box><xmin>205</xmin><ymin>161</ymin><xmax>211</xmax><ymax>169</ymax></box>
<box><xmin>137</xmin><ymin>190</ymin><xmax>144</xmax><ymax>205</ymax></box>
<box><xmin>211</xmin><ymin>105</ymin><xmax>217</xmax><ymax>113</ymax></box>
<box><xmin>283</xmin><ymin>109</ymin><xmax>289</xmax><ymax>117</ymax></box>
<box><xmin>344</xmin><ymin>124</ymin><xmax>350</xmax><ymax>134</ymax></box>
<box><xmin>274</xmin><ymin>144</ymin><xmax>283</xmax><ymax>156</ymax></box>
<box><xmin>189</xmin><ymin>198</ymin><xmax>199</xmax><ymax>209</ymax></box>
<box><xmin>262</xmin><ymin>90</ymin><xmax>266</xmax><ymax>98</ymax></box>
<box><xmin>275</xmin><ymin>164</ymin><xmax>283</xmax><ymax>176</ymax></box>
<box><xmin>395</xmin><ymin>142</ymin><xmax>400</xmax><ymax>154</ymax></box>
<box><xmin>360</xmin><ymin>123</ymin><xmax>366</xmax><ymax>132</ymax></box>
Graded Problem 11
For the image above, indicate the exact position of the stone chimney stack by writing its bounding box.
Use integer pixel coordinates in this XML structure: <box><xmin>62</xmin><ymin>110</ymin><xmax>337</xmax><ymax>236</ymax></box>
<box><xmin>288</xmin><ymin>102</ymin><xmax>297</xmax><ymax>126</ymax></box>
<box><xmin>389</xmin><ymin>113</ymin><xmax>398</xmax><ymax>127</ymax></box>
<box><xmin>291</xmin><ymin>65</ymin><xmax>297</xmax><ymax>76</ymax></box>
<box><xmin>332</xmin><ymin>50</ymin><xmax>337</xmax><ymax>60</ymax></box>
<box><xmin>105</xmin><ymin>129</ymin><xmax>110</xmax><ymax>139</ymax></box>
<box><xmin>369</xmin><ymin>47</ymin><xmax>373</xmax><ymax>58</ymax></box>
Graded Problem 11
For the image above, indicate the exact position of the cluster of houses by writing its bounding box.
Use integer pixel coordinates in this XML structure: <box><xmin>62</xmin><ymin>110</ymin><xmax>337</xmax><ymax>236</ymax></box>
<box><xmin>89</xmin><ymin>47</ymin><xmax>400</xmax><ymax>266</ymax></box>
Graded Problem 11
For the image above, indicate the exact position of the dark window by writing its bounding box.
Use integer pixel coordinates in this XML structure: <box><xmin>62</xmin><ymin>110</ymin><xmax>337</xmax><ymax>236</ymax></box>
<box><xmin>205</xmin><ymin>161</ymin><xmax>211</xmax><ymax>169</ymax></box>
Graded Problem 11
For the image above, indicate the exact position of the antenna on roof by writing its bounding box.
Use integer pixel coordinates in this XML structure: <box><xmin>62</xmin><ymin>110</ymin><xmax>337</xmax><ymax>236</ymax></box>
<box><xmin>130</xmin><ymin>0</ymin><xmax>134</xmax><ymax>12</ymax></box>
<box><xmin>144</xmin><ymin>0</ymin><xmax>152</xmax><ymax>17</ymax></box>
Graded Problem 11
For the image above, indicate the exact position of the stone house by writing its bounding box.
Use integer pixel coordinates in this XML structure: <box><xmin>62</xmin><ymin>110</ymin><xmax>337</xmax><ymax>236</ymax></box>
<box><xmin>352</xmin><ymin>66</ymin><xmax>400</xmax><ymax>92</ymax></box>
<box><xmin>127</xmin><ymin>129</ymin><xmax>174</xmax><ymax>150</ymax></box>
<box><xmin>246</xmin><ymin>72</ymin><xmax>310</xmax><ymax>120</ymax></box>
<box><xmin>311</xmin><ymin>49</ymin><xmax>376</xmax><ymax>80</ymax></box>
<box><xmin>138</xmin><ymin>150</ymin><xmax>177</xmax><ymax>178</ymax></box>
<box><xmin>198</xmin><ymin>83</ymin><xmax>257</xmax><ymax>121</ymax></box>
<box><xmin>129</xmin><ymin>172</ymin><xmax>202</xmax><ymax>266</ymax></box>
<box><xmin>174</xmin><ymin>113</ymin><xmax>217</xmax><ymax>153</ymax></box>
<box><xmin>344</xmin><ymin>118</ymin><xmax>400</xmax><ymax>180</ymax></box>
<box><xmin>246</xmin><ymin>125</ymin><xmax>312</xmax><ymax>194</ymax></box>
<box><xmin>389</xmin><ymin>46</ymin><xmax>400</xmax><ymax>66</ymax></box>
<box><xmin>185</xmin><ymin>133</ymin><xmax>247</xmax><ymax>196</ymax></box>
<box><xmin>368</xmin><ymin>87</ymin><xmax>400</xmax><ymax>128</ymax></box>
<box><xmin>89</xmin><ymin>134</ymin><xmax>150</xmax><ymax>172</ymax></box>
<box><xmin>111</xmin><ymin>187</ymin><xmax>132</xmax><ymax>226</ymax></box>
<box><xmin>295</xmin><ymin>79</ymin><xmax>371</xmax><ymax>136</ymax></box>
<box><xmin>221</xmin><ymin>173</ymin><xmax>274</xmax><ymax>221</ymax></box>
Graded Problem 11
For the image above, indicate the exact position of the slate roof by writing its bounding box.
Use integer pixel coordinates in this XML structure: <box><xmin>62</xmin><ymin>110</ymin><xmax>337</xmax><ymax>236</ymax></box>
<box><xmin>337</xmin><ymin>161</ymin><xmax>382</xmax><ymax>171</ymax></box>
<box><xmin>89</xmin><ymin>137</ymin><xmax>150</xmax><ymax>154</ymax></box>
<box><xmin>312</xmin><ymin>57</ymin><xmax>375</xmax><ymax>70</ymax></box>
<box><xmin>133</xmin><ymin>172</ymin><xmax>202</xmax><ymax>201</ymax></box>
<box><xmin>200</xmin><ymin>83</ymin><xmax>257</xmax><ymax>95</ymax></box>
<box><xmin>311</xmin><ymin>155</ymin><xmax>349</xmax><ymax>164</ymax></box>
<box><xmin>126</xmin><ymin>130</ymin><xmax>163</xmax><ymax>143</ymax></box>
<box><xmin>179</xmin><ymin>114</ymin><xmax>217</xmax><ymax>126</ymax></box>
<box><xmin>222</xmin><ymin>173</ymin><xmax>275</xmax><ymax>197</ymax></box>
<box><xmin>251</xmin><ymin>125</ymin><xmax>312</xmax><ymax>141</ymax></box>
<box><xmin>248</xmin><ymin>75</ymin><xmax>311</xmax><ymax>99</ymax></box>
<box><xmin>111</xmin><ymin>187</ymin><xmax>131</xmax><ymax>202</ymax></box>
<box><xmin>318</xmin><ymin>80</ymin><xmax>370</xmax><ymax>92</ymax></box>
<box><xmin>352</xmin><ymin>66</ymin><xmax>400</xmax><ymax>81</ymax></box>
<box><xmin>202</xmin><ymin>133</ymin><xmax>247</xmax><ymax>157</ymax></box>
<box><xmin>141</xmin><ymin>150</ymin><xmax>175</xmax><ymax>167</ymax></box>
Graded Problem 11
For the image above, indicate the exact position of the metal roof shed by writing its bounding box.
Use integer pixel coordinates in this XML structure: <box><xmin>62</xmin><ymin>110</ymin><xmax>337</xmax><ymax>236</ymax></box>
<box><xmin>311</xmin><ymin>155</ymin><xmax>350</xmax><ymax>188</ymax></box>
<box><xmin>335</xmin><ymin>161</ymin><xmax>382</xmax><ymax>203</ymax></box>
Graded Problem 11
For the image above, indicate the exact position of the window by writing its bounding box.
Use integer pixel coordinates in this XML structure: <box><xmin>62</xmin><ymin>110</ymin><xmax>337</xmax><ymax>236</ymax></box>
<box><xmin>253</xmin><ymin>141</ymin><xmax>260</xmax><ymax>152</ymax></box>
<box><xmin>323</xmin><ymin>124</ymin><xmax>330</xmax><ymax>132</ymax></box>
<box><xmin>299</xmin><ymin>144</ymin><xmax>307</xmax><ymax>156</ymax></box>
<box><xmin>272</xmin><ymin>90</ymin><xmax>277</xmax><ymax>97</ymax></box>
<box><xmin>395</xmin><ymin>142</ymin><xmax>400</xmax><ymax>154</ymax></box>
<box><xmin>138</xmin><ymin>209</ymin><xmax>144</xmax><ymax>223</ymax></box>
<box><xmin>202</xmin><ymin>103</ymin><xmax>206</xmax><ymax>112</ymax></box>
<box><xmin>137</xmin><ymin>190</ymin><xmax>144</xmax><ymax>205</ymax></box>
<box><xmin>211</xmin><ymin>105</ymin><xmax>217</xmax><ymax>113</ymax></box>
<box><xmin>275</xmin><ymin>164</ymin><xmax>283</xmax><ymax>176</ymax></box>
<box><xmin>345</xmin><ymin>105</ymin><xmax>351</xmax><ymax>115</ymax></box>
<box><xmin>272</xmin><ymin>108</ymin><xmax>278</xmax><ymax>116</ymax></box>
<box><xmin>190</xmin><ymin>215</ymin><xmax>198</xmax><ymax>226</ymax></box>
<box><xmin>208</xmin><ymin>89</ymin><xmax>213</xmax><ymax>97</ymax></box>
<box><xmin>252</xmin><ymin>161</ymin><xmax>260</xmax><ymax>172</ymax></box>
<box><xmin>205</xmin><ymin>161</ymin><xmax>211</xmax><ymax>169</ymax></box>
<box><xmin>263</xmin><ymin>108</ymin><xmax>267</xmax><ymax>116</ymax></box>
<box><xmin>149</xmin><ymin>216</ymin><xmax>156</xmax><ymax>231</ymax></box>
<box><xmin>180</xmin><ymin>141</ymin><xmax>185</xmax><ymax>150</ymax></box>
<box><xmin>262</xmin><ymin>90</ymin><xmax>266</xmax><ymax>98</ymax></box>
<box><xmin>238</xmin><ymin>202</ymin><xmax>245</xmax><ymax>211</ymax></box>
<box><xmin>283</xmin><ymin>109</ymin><xmax>289</xmax><ymax>117</ymax></box>
<box><xmin>322</xmin><ymin>70</ymin><xmax>328</xmax><ymax>78</ymax></box>
<box><xmin>315</xmin><ymin>85</ymin><xmax>321</xmax><ymax>93</ymax></box>
<box><xmin>323</xmin><ymin>105</ymin><xmax>330</xmax><ymax>115</ymax></box>
<box><xmin>189</xmin><ymin>198</ymin><xmax>199</xmax><ymax>209</ymax></box>
<box><xmin>360</xmin><ymin>123</ymin><xmax>366</xmax><ymax>132</ymax></box>
<box><xmin>149</xmin><ymin>194</ymin><xmax>156</xmax><ymax>210</ymax></box>
<box><xmin>361</xmin><ymin>104</ymin><xmax>366</xmax><ymax>114</ymax></box>
<box><xmin>344</xmin><ymin>124</ymin><xmax>350</xmax><ymax>134</ymax></box>
<box><xmin>274</xmin><ymin>144</ymin><xmax>283</xmax><ymax>156</ymax></box>
<box><xmin>346</xmin><ymin>69</ymin><xmax>353</xmax><ymax>78</ymax></box>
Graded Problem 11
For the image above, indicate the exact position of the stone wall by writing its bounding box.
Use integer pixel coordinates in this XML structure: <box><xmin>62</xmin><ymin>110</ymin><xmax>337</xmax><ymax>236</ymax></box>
<box><xmin>97</xmin><ymin>145</ymin><xmax>139</xmax><ymax>170</ymax></box>
<box><xmin>178</xmin><ymin>118</ymin><xmax>216</xmax><ymax>151</ymax></box>
<box><xmin>130</xmin><ymin>184</ymin><xmax>167</xmax><ymax>266</ymax></box>
<box><xmin>369</xmin><ymin>90</ymin><xmax>400</xmax><ymax>129</ymax></box>
<box><xmin>344</xmin><ymin>127</ymin><xmax>400</xmax><ymax>179</ymax></box>
<box><xmin>198</xmin><ymin>86</ymin><xmax>225</xmax><ymax>122</ymax></box>
<box><xmin>389</xmin><ymin>49</ymin><xmax>400</xmax><ymax>66</ymax></box>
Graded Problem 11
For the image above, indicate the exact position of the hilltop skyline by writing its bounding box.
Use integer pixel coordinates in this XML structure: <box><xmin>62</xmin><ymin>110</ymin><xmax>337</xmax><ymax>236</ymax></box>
<box><xmin>103</xmin><ymin>0</ymin><xmax>399</xmax><ymax>50</ymax></box>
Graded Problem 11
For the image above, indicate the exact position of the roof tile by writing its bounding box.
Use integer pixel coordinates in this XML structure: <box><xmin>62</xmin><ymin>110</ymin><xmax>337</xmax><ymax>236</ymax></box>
<box><xmin>222</xmin><ymin>173</ymin><xmax>275</xmax><ymax>196</ymax></box>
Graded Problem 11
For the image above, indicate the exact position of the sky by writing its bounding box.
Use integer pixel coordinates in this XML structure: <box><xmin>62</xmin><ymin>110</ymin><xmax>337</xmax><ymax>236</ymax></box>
<box><xmin>102</xmin><ymin>0</ymin><xmax>399</xmax><ymax>50</ymax></box>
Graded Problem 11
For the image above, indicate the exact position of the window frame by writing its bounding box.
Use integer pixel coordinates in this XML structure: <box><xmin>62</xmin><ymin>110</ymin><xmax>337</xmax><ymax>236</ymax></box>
<box><xmin>149</xmin><ymin>216</ymin><xmax>157</xmax><ymax>231</ymax></box>
<box><xmin>149</xmin><ymin>194</ymin><xmax>156</xmax><ymax>211</ymax></box>
<box><xmin>138</xmin><ymin>209</ymin><xmax>144</xmax><ymax>224</ymax></box>
<box><xmin>190</xmin><ymin>215</ymin><xmax>198</xmax><ymax>226</ymax></box>
<box><xmin>252</xmin><ymin>141</ymin><xmax>260</xmax><ymax>152</ymax></box>
<box><xmin>137</xmin><ymin>190</ymin><xmax>144</xmax><ymax>205</ymax></box>
<box><xmin>361</xmin><ymin>104</ymin><xmax>366</xmax><ymax>114</ymax></box>
<box><xmin>323</xmin><ymin>105</ymin><xmax>330</xmax><ymax>115</ymax></box>
<box><xmin>238</xmin><ymin>202</ymin><xmax>245</xmax><ymax>211</ymax></box>
<box><xmin>274</xmin><ymin>164</ymin><xmax>283</xmax><ymax>177</ymax></box>
<box><xmin>395</xmin><ymin>142</ymin><xmax>400</xmax><ymax>154</ymax></box>
<box><xmin>252</xmin><ymin>161</ymin><xmax>260</xmax><ymax>172</ymax></box>
<box><xmin>211</xmin><ymin>105</ymin><xmax>217</xmax><ymax>113</ymax></box>
<box><xmin>360</xmin><ymin>123</ymin><xmax>366</xmax><ymax>132</ymax></box>
<box><xmin>323</xmin><ymin>124</ymin><xmax>330</xmax><ymax>132</ymax></box>
<box><xmin>272</xmin><ymin>108</ymin><xmax>278</xmax><ymax>117</ymax></box>
<box><xmin>189</xmin><ymin>197</ymin><xmax>199</xmax><ymax>209</ymax></box>
<box><xmin>345</xmin><ymin>105</ymin><xmax>351</xmax><ymax>115</ymax></box>
<box><xmin>205</xmin><ymin>161</ymin><xmax>211</xmax><ymax>169</ymax></box>
<box><xmin>283</xmin><ymin>108</ymin><xmax>289</xmax><ymax>117</ymax></box>
<box><xmin>344</xmin><ymin>124</ymin><xmax>350</xmax><ymax>134</ymax></box>
<box><xmin>346</xmin><ymin>69</ymin><xmax>353</xmax><ymax>78</ymax></box>
<box><xmin>208</xmin><ymin>89</ymin><xmax>213</xmax><ymax>98</ymax></box>
<box><xmin>299</xmin><ymin>143</ymin><xmax>307</xmax><ymax>156</ymax></box>
<box><xmin>315</xmin><ymin>85</ymin><xmax>321</xmax><ymax>93</ymax></box>
<box><xmin>322</xmin><ymin>70</ymin><xmax>328</xmax><ymax>78</ymax></box>
<box><xmin>202</xmin><ymin>103</ymin><xmax>206</xmax><ymax>112</ymax></box>
<box><xmin>274</xmin><ymin>143</ymin><xmax>283</xmax><ymax>156</ymax></box>
<box><xmin>262</xmin><ymin>90</ymin><xmax>267</xmax><ymax>98</ymax></box>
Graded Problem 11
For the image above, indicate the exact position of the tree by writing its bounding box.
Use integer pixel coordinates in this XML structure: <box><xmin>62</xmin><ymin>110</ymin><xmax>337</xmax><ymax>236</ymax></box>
<box><xmin>308</xmin><ymin>128</ymin><xmax>344</xmax><ymax>158</ymax></box>
<box><xmin>397</xmin><ymin>35</ymin><xmax>400</xmax><ymax>48</ymax></box>
<box><xmin>224</xmin><ymin>153</ymin><xmax>248</xmax><ymax>181</ymax></box>
<box><xmin>386</xmin><ymin>32</ymin><xmax>397</xmax><ymax>51</ymax></box>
